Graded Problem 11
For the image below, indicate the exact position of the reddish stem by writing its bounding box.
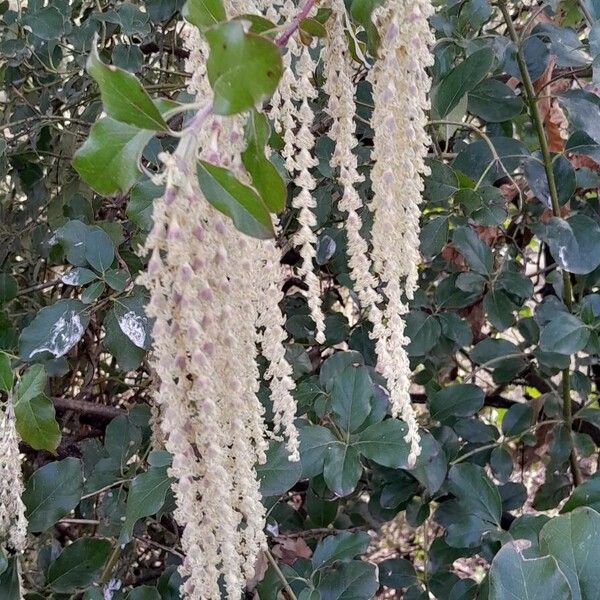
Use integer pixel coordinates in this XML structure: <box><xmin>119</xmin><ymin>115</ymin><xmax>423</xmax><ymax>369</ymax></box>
<box><xmin>275</xmin><ymin>0</ymin><xmax>318</xmax><ymax>47</ymax></box>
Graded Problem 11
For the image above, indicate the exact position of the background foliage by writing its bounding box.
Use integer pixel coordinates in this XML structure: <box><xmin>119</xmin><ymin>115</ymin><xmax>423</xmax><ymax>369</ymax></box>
<box><xmin>3</xmin><ymin>0</ymin><xmax>600</xmax><ymax>598</ymax></box>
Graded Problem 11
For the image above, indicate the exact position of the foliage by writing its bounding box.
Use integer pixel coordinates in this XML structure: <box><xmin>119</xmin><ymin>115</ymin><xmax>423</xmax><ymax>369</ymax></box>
<box><xmin>2</xmin><ymin>0</ymin><xmax>600</xmax><ymax>598</ymax></box>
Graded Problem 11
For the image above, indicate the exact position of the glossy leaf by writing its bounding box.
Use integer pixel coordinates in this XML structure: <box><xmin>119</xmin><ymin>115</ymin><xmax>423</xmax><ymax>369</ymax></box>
<box><xmin>206</xmin><ymin>21</ymin><xmax>283</xmax><ymax>115</ymax></box>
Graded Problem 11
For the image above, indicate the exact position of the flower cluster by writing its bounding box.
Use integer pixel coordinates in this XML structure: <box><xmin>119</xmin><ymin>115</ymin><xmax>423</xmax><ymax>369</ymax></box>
<box><xmin>367</xmin><ymin>0</ymin><xmax>435</xmax><ymax>463</ymax></box>
<box><xmin>322</xmin><ymin>0</ymin><xmax>434</xmax><ymax>465</ymax></box>
<box><xmin>0</xmin><ymin>400</ymin><xmax>27</xmax><ymax>555</ymax></box>
<box><xmin>140</xmin><ymin>6</ymin><xmax>299</xmax><ymax>600</ymax></box>
<box><xmin>142</xmin><ymin>0</ymin><xmax>435</xmax><ymax>596</ymax></box>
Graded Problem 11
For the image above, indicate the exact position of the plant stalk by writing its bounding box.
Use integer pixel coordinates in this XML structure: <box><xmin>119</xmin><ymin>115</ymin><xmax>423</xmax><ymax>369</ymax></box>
<box><xmin>498</xmin><ymin>0</ymin><xmax>582</xmax><ymax>486</ymax></box>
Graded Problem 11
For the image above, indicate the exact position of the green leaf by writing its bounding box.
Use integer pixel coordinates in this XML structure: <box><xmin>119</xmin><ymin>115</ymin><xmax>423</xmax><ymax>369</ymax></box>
<box><xmin>467</xmin><ymin>79</ymin><xmax>524</xmax><ymax>122</ymax></box>
<box><xmin>432</xmin><ymin>48</ymin><xmax>494</xmax><ymax>118</ymax></box>
<box><xmin>14</xmin><ymin>365</ymin><xmax>61</xmax><ymax>452</ymax></box>
<box><xmin>19</xmin><ymin>299</ymin><xmax>90</xmax><ymax>361</ymax></box>
<box><xmin>120</xmin><ymin>466</ymin><xmax>172</xmax><ymax>543</ymax></box>
<box><xmin>82</xmin><ymin>280</ymin><xmax>106</xmax><ymax>304</ymax></box>
<box><xmin>103</xmin><ymin>308</ymin><xmax>147</xmax><ymax>371</ymax></box>
<box><xmin>0</xmin><ymin>558</ymin><xmax>21</xmax><ymax>600</ymax></box>
<box><xmin>183</xmin><ymin>0</ymin><xmax>226</xmax><ymax>31</ymax></box>
<box><xmin>24</xmin><ymin>458</ymin><xmax>83</xmax><ymax>532</ymax></box>
<box><xmin>484</xmin><ymin>290</ymin><xmax>516</xmax><ymax>332</ymax></box>
<box><xmin>197</xmin><ymin>160</ymin><xmax>274</xmax><ymax>239</ymax></box>
<box><xmin>242</xmin><ymin>110</ymin><xmax>286</xmax><ymax>212</ymax></box>
<box><xmin>353</xmin><ymin>419</ymin><xmax>411</xmax><ymax>468</ymax></box>
<box><xmin>312</xmin><ymin>532</ymin><xmax>370</xmax><ymax>569</ymax></box>
<box><xmin>319</xmin><ymin>561</ymin><xmax>379</xmax><ymax>600</ymax></box>
<box><xmin>205</xmin><ymin>21</ymin><xmax>283</xmax><ymax>115</ymax></box>
<box><xmin>299</xmin><ymin>425</ymin><xmax>338</xmax><ymax>478</ymax></box>
<box><xmin>452</xmin><ymin>226</ymin><xmax>493</xmax><ymax>275</ymax></box>
<box><xmin>0</xmin><ymin>351</ymin><xmax>12</xmax><ymax>392</ymax></box>
<box><xmin>47</xmin><ymin>538</ymin><xmax>112</xmax><ymax>592</ymax></box>
<box><xmin>539</xmin><ymin>507</ymin><xmax>600</xmax><ymax>600</ymax></box>
<box><xmin>429</xmin><ymin>384</ymin><xmax>485</xmax><ymax>423</ymax></box>
<box><xmin>405</xmin><ymin>311</ymin><xmax>442</xmax><ymax>356</ymax></box>
<box><xmin>256</xmin><ymin>441</ymin><xmax>302</xmax><ymax>497</ymax></box>
<box><xmin>540</xmin><ymin>313</ymin><xmax>590</xmax><ymax>355</ymax></box>
<box><xmin>447</xmin><ymin>463</ymin><xmax>502</xmax><ymax>528</ymax></box>
<box><xmin>87</xmin><ymin>43</ymin><xmax>167</xmax><ymax>131</ymax></box>
<box><xmin>524</xmin><ymin>153</ymin><xmax>576</xmax><ymax>208</ymax></box>
<box><xmin>128</xmin><ymin>179</ymin><xmax>162</xmax><ymax>231</ymax></box>
<box><xmin>61</xmin><ymin>267</ymin><xmax>98</xmax><ymax>287</ymax></box>
<box><xmin>84</xmin><ymin>227</ymin><xmax>115</xmax><ymax>272</ymax></box>
<box><xmin>113</xmin><ymin>295</ymin><xmax>152</xmax><ymax>350</ymax></box>
<box><xmin>0</xmin><ymin>273</ymin><xmax>18</xmax><ymax>304</ymax></box>
<box><xmin>127</xmin><ymin>587</ymin><xmax>162</xmax><ymax>600</ymax></box>
<box><xmin>546</xmin><ymin>215</ymin><xmax>600</xmax><ymax>275</ymax></box>
<box><xmin>488</xmin><ymin>544</ymin><xmax>572</xmax><ymax>600</ymax></box>
<box><xmin>562</xmin><ymin>474</ymin><xmax>600</xmax><ymax>513</ymax></box>
<box><xmin>350</xmin><ymin>0</ymin><xmax>385</xmax><ymax>55</ymax></box>
<box><xmin>73</xmin><ymin>117</ymin><xmax>153</xmax><ymax>196</ymax></box>
<box><xmin>323</xmin><ymin>443</ymin><xmax>362</xmax><ymax>497</ymax></box>
<box><xmin>378</xmin><ymin>558</ymin><xmax>418</xmax><ymax>590</ymax></box>
<box><xmin>330</xmin><ymin>366</ymin><xmax>372</xmax><ymax>433</ymax></box>
<box><xmin>420</xmin><ymin>216</ymin><xmax>449</xmax><ymax>258</ymax></box>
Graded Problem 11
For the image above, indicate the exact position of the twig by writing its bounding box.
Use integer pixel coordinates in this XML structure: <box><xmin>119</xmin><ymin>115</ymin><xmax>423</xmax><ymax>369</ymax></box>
<box><xmin>265</xmin><ymin>548</ymin><xmax>298</xmax><ymax>600</ymax></box>
<box><xmin>498</xmin><ymin>0</ymin><xmax>582</xmax><ymax>486</ymax></box>
<box><xmin>52</xmin><ymin>396</ymin><xmax>126</xmax><ymax>418</ymax></box>
<box><xmin>275</xmin><ymin>0</ymin><xmax>318</xmax><ymax>47</ymax></box>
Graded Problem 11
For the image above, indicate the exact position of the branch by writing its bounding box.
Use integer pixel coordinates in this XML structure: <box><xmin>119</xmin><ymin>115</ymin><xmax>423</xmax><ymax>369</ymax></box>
<box><xmin>275</xmin><ymin>0</ymin><xmax>318</xmax><ymax>47</ymax></box>
<box><xmin>52</xmin><ymin>397</ymin><xmax>126</xmax><ymax>418</ymax></box>
<box><xmin>498</xmin><ymin>0</ymin><xmax>582</xmax><ymax>487</ymax></box>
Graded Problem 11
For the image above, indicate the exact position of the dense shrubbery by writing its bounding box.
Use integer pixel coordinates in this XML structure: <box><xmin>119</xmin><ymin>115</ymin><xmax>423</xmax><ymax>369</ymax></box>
<box><xmin>3</xmin><ymin>0</ymin><xmax>600</xmax><ymax>598</ymax></box>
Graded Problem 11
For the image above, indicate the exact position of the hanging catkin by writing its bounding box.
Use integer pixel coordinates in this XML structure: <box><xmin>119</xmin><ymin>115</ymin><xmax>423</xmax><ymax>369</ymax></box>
<box><xmin>367</xmin><ymin>0</ymin><xmax>435</xmax><ymax>464</ymax></box>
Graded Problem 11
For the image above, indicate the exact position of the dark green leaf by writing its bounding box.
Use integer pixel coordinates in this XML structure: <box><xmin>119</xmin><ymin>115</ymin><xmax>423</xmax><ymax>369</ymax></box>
<box><xmin>312</xmin><ymin>532</ymin><xmax>370</xmax><ymax>569</ymax></box>
<box><xmin>84</xmin><ymin>227</ymin><xmax>115</xmax><ymax>272</ymax></box>
<box><xmin>353</xmin><ymin>420</ymin><xmax>411</xmax><ymax>468</ymax></box>
<box><xmin>546</xmin><ymin>215</ymin><xmax>600</xmax><ymax>275</ymax></box>
<box><xmin>299</xmin><ymin>425</ymin><xmax>338</xmax><ymax>478</ymax></box>
<box><xmin>0</xmin><ymin>273</ymin><xmax>18</xmax><ymax>304</ymax></box>
<box><xmin>14</xmin><ymin>365</ymin><xmax>61</xmax><ymax>452</ymax></box>
<box><xmin>468</xmin><ymin>79</ymin><xmax>524</xmax><ymax>122</ymax></box>
<box><xmin>432</xmin><ymin>48</ymin><xmax>494</xmax><ymax>117</ymax></box>
<box><xmin>120</xmin><ymin>466</ymin><xmax>172</xmax><ymax>543</ymax></box>
<box><xmin>323</xmin><ymin>443</ymin><xmax>361</xmax><ymax>497</ymax></box>
<box><xmin>197</xmin><ymin>160</ymin><xmax>274</xmax><ymax>239</ymax></box>
<box><xmin>242</xmin><ymin>110</ymin><xmax>286</xmax><ymax>212</ymax></box>
<box><xmin>452</xmin><ymin>226</ymin><xmax>493</xmax><ymax>275</ymax></box>
<box><xmin>19</xmin><ymin>299</ymin><xmax>89</xmax><ymax>361</ymax></box>
<box><xmin>256</xmin><ymin>441</ymin><xmax>302</xmax><ymax>497</ymax></box>
<box><xmin>0</xmin><ymin>351</ymin><xmax>12</xmax><ymax>392</ymax></box>
<box><xmin>47</xmin><ymin>538</ymin><xmax>112</xmax><ymax>592</ymax></box>
<box><xmin>429</xmin><ymin>384</ymin><xmax>485</xmax><ymax>423</ymax></box>
<box><xmin>539</xmin><ymin>507</ymin><xmax>600</xmax><ymax>600</ymax></box>
<box><xmin>87</xmin><ymin>44</ymin><xmax>167</xmax><ymax>130</ymax></box>
<box><xmin>539</xmin><ymin>313</ymin><xmax>590</xmax><ymax>355</ymax></box>
<box><xmin>24</xmin><ymin>458</ymin><xmax>83</xmax><ymax>532</ymax></box>
<box><xmin>489</xmin><ymin>543</ymin><xmax>572</xmax><ymax>600</ymax></box>
<box><xmin>319</xmin><ymin>561</ymin><xmax>379</xmax><ymax>600</ymax></box>
<box><xmin>330</xmin><ymin>366</ymin><xmax>373</xmax><ymax>432</ymax></box>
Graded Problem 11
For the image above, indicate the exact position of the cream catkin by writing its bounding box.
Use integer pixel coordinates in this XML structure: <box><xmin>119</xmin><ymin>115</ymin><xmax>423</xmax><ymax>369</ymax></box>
<box><xmin>271</xmin><ymin>3</ymin><xmax>327</xmax><ymax>345</ymax></box>
<box><xmin>367</xmin><ymin>0</ymin><xmax>435</xmax><ymax>464</ymax></box>
<box><xmin>140</xmin><ymin>6</ymin><xmax>300</xmax><ymax>599</ymax></box>
<box><xmin>142</xmin><ymin>0</ymin><xmax>435</xmax><ymax>596</ymax></box>
<box><xmin>0</xmin><ymin>400</ymin><xmax>27</xmax><ymax>556</ymax></box>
